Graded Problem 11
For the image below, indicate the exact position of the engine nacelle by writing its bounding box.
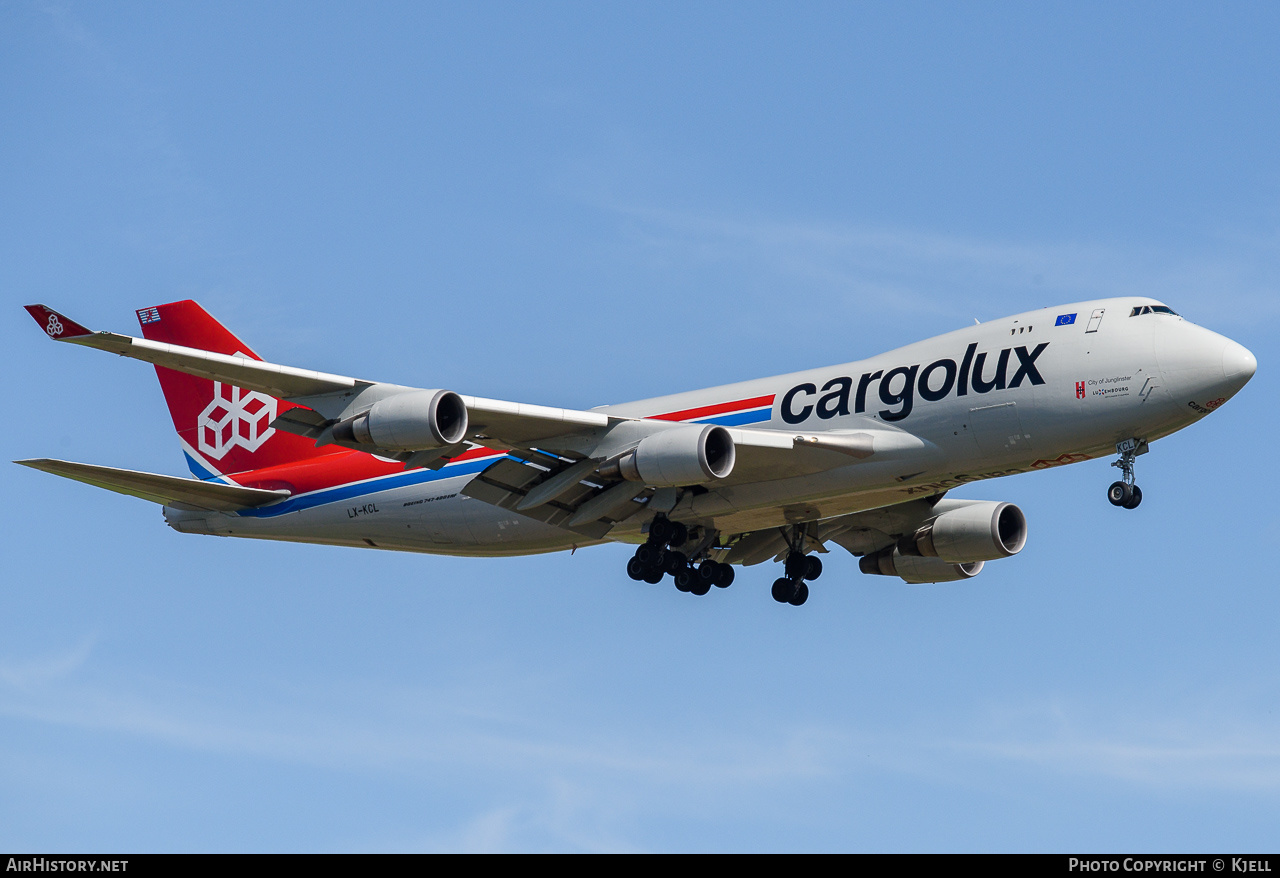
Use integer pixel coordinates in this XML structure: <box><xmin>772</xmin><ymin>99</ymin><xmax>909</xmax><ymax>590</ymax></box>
<box><xmin>906</xmin><ymin>500</ymin><xmax>1027</xmax><ymax>563</ymax></box>
<box><xmin>604</xmin><ymin>424</ymin><xmax>736</xmax><ymax>486</ymax></box>
<box><xmin>859</xmin><ymin>549</ymin><xmax>984</xmax><ymax>584</ymax></box>
<box><xmin>332</xmin><ymin>389</ymin><xmax>469</xmax><ymax>451</ymax></box>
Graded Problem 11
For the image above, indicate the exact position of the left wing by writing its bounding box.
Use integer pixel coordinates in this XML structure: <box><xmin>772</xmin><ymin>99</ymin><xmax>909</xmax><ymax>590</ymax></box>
<box><xmin>25</xmin><ymin>304</ymin><xmax>933</xmax><ymax>533</ymax></box>
<box><xmin>24</xmin><ymin>304</ymin><xmax>613</xmax><ymax>448</ymax></box>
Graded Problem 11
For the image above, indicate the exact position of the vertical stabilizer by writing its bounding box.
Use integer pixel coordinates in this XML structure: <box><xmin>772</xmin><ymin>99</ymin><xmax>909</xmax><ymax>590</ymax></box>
<box><xmin>137</xmin><ymin>301</ymin><xmax>338</xmax><ymax>479</ymax></box>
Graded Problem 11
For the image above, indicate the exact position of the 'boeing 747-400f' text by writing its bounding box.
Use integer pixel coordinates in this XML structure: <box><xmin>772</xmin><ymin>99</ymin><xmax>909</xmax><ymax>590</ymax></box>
<box><xmin>19</xmin><ymin>299</ymin><xmax>1255</xmax><ymax>606</ymax></box>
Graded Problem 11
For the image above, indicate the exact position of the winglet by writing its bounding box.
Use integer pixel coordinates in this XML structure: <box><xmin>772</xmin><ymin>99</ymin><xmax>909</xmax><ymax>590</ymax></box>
<box><xmin>24</xmin><ymin>305</ymin><xmax>94</xmax><ymax>340</ymax></box>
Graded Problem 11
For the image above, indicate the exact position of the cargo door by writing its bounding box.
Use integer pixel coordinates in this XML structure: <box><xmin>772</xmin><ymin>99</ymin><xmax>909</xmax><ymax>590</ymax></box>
<box><xmin>969</xmin><ymin>401</ymin><xmax>1032</xmax><ymax>458</ymax></box>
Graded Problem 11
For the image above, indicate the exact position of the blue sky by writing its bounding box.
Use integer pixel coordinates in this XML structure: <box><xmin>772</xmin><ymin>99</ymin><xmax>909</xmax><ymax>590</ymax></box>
<box><xmin>2</xmin><ymin>2</ymin><xmax>1278</xmax><ymax>852</ymax></box>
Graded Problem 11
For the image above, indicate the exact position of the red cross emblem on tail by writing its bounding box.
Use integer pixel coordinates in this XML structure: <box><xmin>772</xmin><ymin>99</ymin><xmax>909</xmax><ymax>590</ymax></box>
<box><xmin>1075</xmin><ymin>381</ymin><xmax>1086</xmax><ymax>399</ymax></box>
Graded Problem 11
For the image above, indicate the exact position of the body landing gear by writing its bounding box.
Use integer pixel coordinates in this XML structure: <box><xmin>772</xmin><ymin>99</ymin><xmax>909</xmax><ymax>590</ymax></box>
<box><xmin>1108</xmin><ymin>438</ymin><xmax>1147</xmax><ymax>510</ymax></box>
<box><xmin>625</xmin><ymin>515</ymin><xmax>735</xmax><ymax>596</ymax></box>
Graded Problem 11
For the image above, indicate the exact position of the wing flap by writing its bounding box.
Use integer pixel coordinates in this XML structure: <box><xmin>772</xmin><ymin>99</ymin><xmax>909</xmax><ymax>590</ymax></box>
<box><xmin>15</xmin><ymin>459</ymin><xmax>289</xmax><ymax>512</ymax></box>
<box><xmin>460</xmin><ymin>458</ymin><xmax>645</xmax><ymax>539</ymax></box>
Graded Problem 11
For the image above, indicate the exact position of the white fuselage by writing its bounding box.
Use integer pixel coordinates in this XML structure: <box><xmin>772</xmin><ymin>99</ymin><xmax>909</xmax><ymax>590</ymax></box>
<box><xmin>164</xmin><ymin>297</ymin><xmax>1255</xmax><ymax>555</ymax></box>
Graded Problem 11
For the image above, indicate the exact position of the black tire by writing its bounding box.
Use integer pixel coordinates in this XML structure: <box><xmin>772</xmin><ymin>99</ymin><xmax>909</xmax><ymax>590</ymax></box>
<box><xmin>788</xmin><ymin>582</ymin><xmax>810</xmax><ymax>606</ymax></box>
<box><xmin>626</xmin><ymin>557</ymin><xmax>647</xmax><ymax>581</ymax></box>
<box><xmin>1107</xmin><ymin>481</ymin><xmax>1132</xmax><ymax>507</ymax></box>
<box><xmin>771</xmin><ymin>578</ymin><xmax>795</xmax><ymax>603</ymax></box>
<box><xmin>804</xmin><ymin>555</ymin><xmax>823</xmax><ymax>581</ymax></box>
<box><xmin>643</xmin><ymin>567</ymin><xmax>665</xmax><ymax>585</ymax></box>
<box><xmin>784</xmin><ymin>551</ymin><xmax>807</xmax><ymax>580</ymax></box>
<box><xmin>675</xmin><ymin>568</ymin><xmax>696</xmax><ymax>592</ymax></box>
<box><xmin>714</xmin><ymin>564</ymin><xmax>736</xmax><ymax>588</ymax></box>
<box><xmin>669</xmin><ymin>522</ymin><xmax>689</xmax><ymax>548</ymax></box>
<box><xmin>635</xmin><ymin>543</ymin><xmax>662</xmax><ymax>566</ymax></box>
<box><xmin>649</xmin><ymin>517</ymin><xmax>673</xmax><ymax>544</ymax></box>
<box><xmin>696</xmin><ymin>561</ymin><xmax>718</xmax><ymax>587</ymax></box>
<box><xmin>1123</xmin><ymin>484</ymin><xmax>1143</xmax><ymax>509</ymax></box>
<box><xmin>664</xmin><ymin>551</ymin><xmax>688</xmax><ymax>576</ymax></box>
<box><xmin>690</xmin><ymin>578</ymin><xmax>712</xmax><ymax>596</ymax></box>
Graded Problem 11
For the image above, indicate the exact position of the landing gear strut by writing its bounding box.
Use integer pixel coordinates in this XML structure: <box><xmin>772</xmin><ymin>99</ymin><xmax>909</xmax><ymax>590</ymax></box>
<box><xmin>1108</xmin><ymin>438</ymin><xmax>1146</xmax><ymax>510</ymax></box>
<box><xmin>625</xmin><ymin>514</ymin><xmax>734</xmax><ymax>595</ymax></box>
<box><xmin>772</xmin><ymin>526</ymin><xmax>823</xmax><ymax>607</ymax></box>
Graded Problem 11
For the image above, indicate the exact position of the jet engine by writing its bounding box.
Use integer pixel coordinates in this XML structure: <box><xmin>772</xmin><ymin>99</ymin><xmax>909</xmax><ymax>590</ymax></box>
<box><xmin>900</xmin><ymin>500</ymin><xmax>1026</xmax><ymax>563</ymax></box>
<box><xmin>332</xmin><ymin>389</ymin><xmax>469</xmax><ymax>451</ymax></box>
<box><xmin>859</xmin><ymin>550</ymin><xmax>984</xmax><ymax>584</ymax></box>
<box><xmin>600</xmin><ymin>424</ymin><xmax>736</xmax><ymax>487</ymax></box>
<box><xmin>857</xmin><ymin>500</ymin><xmax>1025</xmax><ymax>584</ymax></box>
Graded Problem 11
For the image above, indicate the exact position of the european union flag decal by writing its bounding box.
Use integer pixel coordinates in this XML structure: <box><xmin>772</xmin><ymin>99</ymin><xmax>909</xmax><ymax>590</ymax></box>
<box><xmin>1055</xmin><ymin>313</ymin><xmax>1077</xmax><ymax>326</ymax></box>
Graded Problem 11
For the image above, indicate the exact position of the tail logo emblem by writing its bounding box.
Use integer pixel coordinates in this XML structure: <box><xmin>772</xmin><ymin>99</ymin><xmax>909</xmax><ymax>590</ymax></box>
<box><xmin>197</xmin><ymin>381</ymin><xmax>277</xmax><ymax>459</ymax></box>
<box><xmin>46</xmin><ymin>315</ymin><xmax>63</xmax><ymax>337</ymax></box>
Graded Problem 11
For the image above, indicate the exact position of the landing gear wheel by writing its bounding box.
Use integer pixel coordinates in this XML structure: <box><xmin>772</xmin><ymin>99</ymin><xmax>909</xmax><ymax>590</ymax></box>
<box><xmin>648</xmin><ymin>517</ymin><xmax>673</xmax><ymax>544</ymax></box>
<box><xmin>635</xmin><ymin>543</ymin><xmax>663</xmax><ymax>566</ymax></box>
<box><xmin>772</xmin><ymin>578</ymin><xmax>796</xmax><ymax>603</ymax></box>
<box><xmin>674</xmin><ymin>567</ymin><xmax>696</xmax><ymax>592</ymax></box>
<box><xmin>713</xmin><ymin>563</ymin><xmax>735</xmax><ymax>588</ymax></box>
<box><xmin>804</xmin><ymin>556</ymin><xmax>823</xmax><ymax>581</ymax></box>
<box><xmin>696</xmin><ymin>561</ymin><xmax>718</xmax><ymax>588</ymax></box>
<box><xmin>1109</xmin><ymin>439</ymin><xmax>1146</xmax><ymax>510</ymax></box>
<box><xmin>664</xmin><ymin>551</ymin><xmax>688</xmax><ymax>576</ymax></box>
<box><xmin>626</xmin><ymin>557</ymin><xmax>647</xmax><ymax>581</ymax></box>
<box><xmin>788</xmin><ymin>582</ymin><xmax>809</xmax><ymax>606</ymax></box>
<box><xmin>643</xmin><ymin>567</ymin><xmax>665</xmax><ymax>585</ymax></box>
<box><xmin>668</xmin><ymin>522</ymin><xmax>689</xmax><ymax>548</ymax></box>
<box><xmin>1107</xmin><ymin>481</ymin><xmax>1132</xmax><ymax>507</ymax></box>
<box><xmin>784</xmin><ymin>552</ymin><xmax>807</xmax><ymax>580</ymax></box>
<box><xmin>690</xmin><ymin>578</ymin><xmax>712</xmax><ymax>596</ymax></box>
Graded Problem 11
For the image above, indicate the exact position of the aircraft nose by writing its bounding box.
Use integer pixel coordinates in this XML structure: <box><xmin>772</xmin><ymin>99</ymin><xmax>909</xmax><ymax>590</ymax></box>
<box><xmin>1156</xmin><ymin>323</ymin><xmax>1256</xmax><ymax>408</ymax></box>
<box><xmin>1222</xmin><ymin>339</ymin><xmax>1257</xmax><ymax>387</ymax></box>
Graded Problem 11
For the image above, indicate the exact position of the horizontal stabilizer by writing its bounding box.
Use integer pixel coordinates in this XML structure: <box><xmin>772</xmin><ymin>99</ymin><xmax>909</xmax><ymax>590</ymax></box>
<box><xmin>15</xmin><ymin>459</ymin><xmax>290</xmax><ymax>512</ymax></box>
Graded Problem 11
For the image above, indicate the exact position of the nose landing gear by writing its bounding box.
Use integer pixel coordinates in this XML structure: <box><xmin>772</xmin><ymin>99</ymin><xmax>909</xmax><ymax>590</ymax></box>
<box><xmin>1108</xmin><ymin>438</ymin><xmax>1147</xmax><ymax>509</ymax></box>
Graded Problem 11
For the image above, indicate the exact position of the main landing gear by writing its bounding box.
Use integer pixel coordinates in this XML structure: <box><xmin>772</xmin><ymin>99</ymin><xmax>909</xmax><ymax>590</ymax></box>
<box><xmin>771</xmin><ymin>526</ymin><xmax>823</xmax><ymax>607</ymax></box>
<box><xmin>626</xmin><ymin>515</ymin><xmax>735</xmax><ymax>596</ymax></box>
<box><xmin>1107</xmin><ymin>438</ymin><xmax>1146</xmax><ymax>510</ymax></box>
<box><xmin>771</xmin><ymin>552</ymin><xmax>822</xmax><ymax>606</ymax></box>
<box><xmin>625</xmin><ymin>517</ymin><xmax>825</xmax><ymax>608</ymax></box>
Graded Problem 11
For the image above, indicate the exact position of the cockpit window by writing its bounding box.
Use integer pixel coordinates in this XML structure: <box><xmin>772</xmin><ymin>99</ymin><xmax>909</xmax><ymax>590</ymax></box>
<box><xmin>1129</xmin><ymin>305</ymin><xmax>1180</xmax><ymax>317</ymax></box>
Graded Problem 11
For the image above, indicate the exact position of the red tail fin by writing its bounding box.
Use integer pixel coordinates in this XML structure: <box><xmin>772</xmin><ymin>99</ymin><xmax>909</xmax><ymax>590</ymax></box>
<box><xmin>138</xmin><ymin>301</ymin><xmax>338</xmax><ymax>479</ymax></box>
